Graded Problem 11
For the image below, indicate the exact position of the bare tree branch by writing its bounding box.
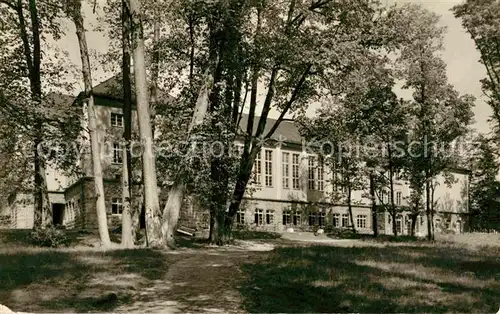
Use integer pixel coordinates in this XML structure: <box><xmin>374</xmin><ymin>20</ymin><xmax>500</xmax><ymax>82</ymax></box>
<box><xmin>264</xmin><ymin>64</ymin><xmax>312</xmax><ymax>140</ymax></box>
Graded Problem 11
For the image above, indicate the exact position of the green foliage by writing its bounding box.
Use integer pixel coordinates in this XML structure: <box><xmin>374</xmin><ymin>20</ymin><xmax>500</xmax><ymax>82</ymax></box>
<box><xmin>30</xmin><ymin>226</ymin><xmax>68</xmax><ymax>248</ymax></box>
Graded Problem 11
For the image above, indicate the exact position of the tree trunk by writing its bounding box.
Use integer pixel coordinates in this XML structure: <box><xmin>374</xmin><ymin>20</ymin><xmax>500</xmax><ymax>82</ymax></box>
<box><xmin>426</xmin><ymin>178</ymin><xmax>432</xmax><ymax>241</ymax></box>
<box><xmin>29</xmin><ymin>0</ymin><xmax>49</xmax><ymax>229</ymax></box>
<box><xmin>129</xmin><ymin>0</ymin><xmax>162</xmax><ymax>247</ymax></box>
<box><xmin>149</xmin><ymin>12</ymin><xmax>160</xmax><ymax>137</ymax></box>
<box><xmin>388</xmin><ymin>144</ymin><xmax>397</xmax><ymax>236</ymax></box>
<box><xmin>370</xmin><ymin>172</ymin><xmax>377</xmax><ymax>237</ymax></box>
<box><xmin>212</xmin><ymin>213</ymin><xmax>233</xmax><ymax>246</ymax></box>
<box><xmin>410</xmin><ymin>214</ymin><xmax>417</xmax><ymax>236</ymax></box>
<box><xmin>391</xmin><ymin>212</ymin><xmax>397</xmax><ymax>236</ymax></box>
<box><xmin>69</xmin><ymin>0</ymin><xmax>111</xmax><ymax>247</ymax></box>
<box><xmin>120</xmin><ymin>0</ymin><xmax>134</xmax><ymax>248</ymax></box>
<box><xmin>430</xmin><ymin>181</ymin><xmax>436</xmax><ymax>240</ymax></box>
<box><xmin>410</xmin><ymin>197</ymin><xmax>420</xmax><ymax>236</ymax></box>
<box><xmin>160</xmin><ymin>65</ymin><xmax>216</xmax><ymax>246</ymax></box>
<box><xmin>347</xmin><ymin>185</ymin><xmax>356</xmax><ymax>232</ymax></box>
<box><xmin>18</xmin><ymin>0</ymin><xmax>51</xmax><ymax>229</ymax></box>
<box><xmin>226</xmin><ymin>146</ymin><xmax>259</xmax><ymax>219</ymax></box>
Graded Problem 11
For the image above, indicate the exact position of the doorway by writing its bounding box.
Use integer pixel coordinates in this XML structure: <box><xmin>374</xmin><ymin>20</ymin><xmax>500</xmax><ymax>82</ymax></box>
<box><xmin>52</xmin><ymin>203</ymin><xmax>65</xmax><ymax>226</ymax></box>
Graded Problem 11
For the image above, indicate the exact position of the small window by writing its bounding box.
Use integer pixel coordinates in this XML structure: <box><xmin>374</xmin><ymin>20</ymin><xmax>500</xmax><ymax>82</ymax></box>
<box><xmin>112</xmin><ymin>143</ymin><xmax>123</xmax><ymax>164</ymax></box>
<box><xmin>308</xmin><ymin>212</ymin><xmax>317</xmax><ymax>226</ymax></box>
<box><xmin>396</xmin><ymin>191</ymin><xmax>402</xmax><ymax>205</ymax></box>
<box><xmin>308</xmin><ymin>156</ymin><xmax>315</xmax><ymax>190</ymax></box>
<box><xmin>293</xmin><ymin>211</ymin><xmax>301</xmax><ymax>225</ymax></box>
<box><xmin>110</xmin><ymin>112</ymin><xmax>123</xmax><ymax>127</ymax></box>
<box><xmin>342</xmin><ymin>213</ymin><xmax>349</xmax><ymax>227</ymax></box>
<box><xmin>236</xmin><ymin>209</ymin><xmax>245</xmax><ymax>224</ymax></box>
<box><xmin>396</xmin><ymin>215</ymin><xmax>403</xmax><ymax>234</ymax></box>
<box><xmin>333</xmin><ymin>213</ymin><xmax>340</xmax><ymax>227</ymax></box>
<box><xmin>254</xmin><ymin>208</ymin><xmax>264</xmax><ymax>225</ymax></box>
<box><xmin>282</xmin><ymin>152</ymin><xmax>290</xmax><ymax>189</ymax></box>
<box><xmin>318</xmin><ymin>211</ymin><xmax>326</xmax><ymax>227</ymax></box>
<box><xmin>264</xmin><ymin>150</ymin><xmax>273</xmax><ymax>187</ymax></box>
<box><xmin>265</xmin><ymin>210</ymin><xmax>274</xmax><ymax>224</ymax></box>
<box><xmin>253</xmin><ymin>152</ymin><xmax>262</xmax><ymax>185</ymax></box>
<box><xmin>382</xmin><ymin>190</ymin><xmax>388</xmax><ymax>204</ymax></box>
<box><xmin>317</xmin><ymin>158</ymin><xmax>324</xmax><ymax>192</ymax></box>
<box><xmin>292</xmin><ymin>154</ymin><xmax>300</xmax><ymax>190</ymax></box>
<box><xmin>282</xmin><ymin>210</ymin><xmax>291</xmax><ymax>225</ymax></box>
<box><xmin>111</xmin><ymin>197</ymin><xmax>122</xmax><ymax>215</ymax></box>
<box><xmin>356</xmin><ymin>214</ymin><xmax>367</xmax><ymax>229</ymax></box>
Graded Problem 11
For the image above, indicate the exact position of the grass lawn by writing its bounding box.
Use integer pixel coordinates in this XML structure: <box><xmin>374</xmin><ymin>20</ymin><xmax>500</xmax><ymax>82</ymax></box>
<box><xmin>0</xmin><ymin>230</ymin><xmax>499</xmax><ymax>313</ymax></box>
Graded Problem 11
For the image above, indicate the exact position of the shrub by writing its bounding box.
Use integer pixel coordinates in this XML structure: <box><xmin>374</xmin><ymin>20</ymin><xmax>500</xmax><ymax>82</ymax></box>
<box><xmin>327</xmin><ymin>228</ymin><xmax>358</xmax><ymax>239</ymax></box>
<box><xmin>30</xmin><ymin>226</ymin><xmax>68</xmax><ymax>248</ymax></box>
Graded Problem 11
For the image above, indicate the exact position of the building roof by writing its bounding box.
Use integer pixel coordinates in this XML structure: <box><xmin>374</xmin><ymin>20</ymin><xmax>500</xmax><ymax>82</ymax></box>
<box><xmin>92</xmin><ymin>73</ymin><xmax>174</xmax><ymax>104</ymax></box>
<box><xmin>238</xmin><ymin>114</ymin><xmax>302</xmax><ymax>145</ymax></box>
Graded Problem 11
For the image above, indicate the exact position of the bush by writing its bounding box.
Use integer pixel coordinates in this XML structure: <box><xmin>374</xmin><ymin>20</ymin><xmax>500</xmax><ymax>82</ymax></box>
<box><xmin>30</xmin><ymin>226</ymin><xmax>68</xmax><ymax>248</ymax></box>
<box><xmin>327</xmin><ymin>228</ymin><xmax>358</xmax><ymax>239</ymax></box>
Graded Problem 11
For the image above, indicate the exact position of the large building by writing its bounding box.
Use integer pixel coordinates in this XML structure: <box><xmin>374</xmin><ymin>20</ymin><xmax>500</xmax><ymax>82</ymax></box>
<box><xmin>4</xmin><ymin>76</ymin><xmax>471</xmax><ymax>236</ymax></box>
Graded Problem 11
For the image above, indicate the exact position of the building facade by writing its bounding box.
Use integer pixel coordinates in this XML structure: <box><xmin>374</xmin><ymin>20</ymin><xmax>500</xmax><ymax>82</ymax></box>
<box><xmin>5</xmin><ymin>76</ymin><xmax>471</xmax><ymax>237</ymax></box>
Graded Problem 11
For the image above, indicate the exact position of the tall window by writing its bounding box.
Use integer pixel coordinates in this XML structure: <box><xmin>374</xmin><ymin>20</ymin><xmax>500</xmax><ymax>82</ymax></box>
<box><xmin>292</xmin><ymin>154</ymin><xmax>300</xmax><ymax>190</ymax></box>
<box><xmin>382</xmin><ymin>190</ymin><xmax>388</xmax><ymax>204</ymax></box>
<box><xmin>342</xmin><ymin>213</ymin><xmax>349</xmax><ymax>227</ymax></box>
<box><xmin>253</xmin><ymin>151</ymin><xmax>261</xmax><ymax>185</ymax></box>
<box><xmin>396</xmin><ymin>191</ymin><xmax>402</xmax><ymax>205</ymax></box>
<box><xmin>333</xmin><ymin>213</ymin><xmax>340</xmax><ymax>227</ymax></box>
<box><xmin>266</xmin><ymin>210</ymin><xmax>274</xmax><ymax>224</ymax></box>
<box><xmin>356</xmin><ymin>214</ymin><xmax>367</xmax><ymax>229</ymax></box>
<box><xmin>308</xmin><ymin>156</ymin><xmax>315</xmax><ymax>190</ymax></box>
<box><xmin>111</xmin><ymin>197</ymin><xmax>122</xmax><ymax>215</ymax></box>
<box><xmin>110</xmin><ymin>112</ymin><xmax>123</xmax><ymax>127</ymax></box>
<box><xmin>265</xmin><ymin>150</ymin><xmax>273</xmax><ymax>187</ymax></box>
<box><xmin>317</xmin><ymin>158</ymin><xmax>324</xmax><ymax>191</ymax></box>
<box><xmin>396</xmin><ymin>215</ymin><xmax>402</xmax><ymax>234</ymax></box>
<box><xmin>254</xmin><ymin>208</ymin><xmax>264</xmax><ymax>225</ymax></box>
<box><xmin>308</xmin><ymin>212</ymin><xmax>317</xmax><ymax>226</ymax></box>
<box><xmin>318</xmin><ymin>211</ymin><xmax>326</xmax><ymax>227</ymax></box>
<box><xmin>282</xmin><ymin>210</ymin><xmax>291</xmax><ymax>225</ymax></box>
<box><xmin>112</xmin><ymin>143</ymin><xmax>123</xmax><ymax>164</ymax></box>
<box><xmin>293</xmin><ymin>211</ymin><xmax>301</xmax><ymax>225</ymax></box>
<box><xmin>236</xmin><ymin>209</ymin><xmax>245</xmax><ymax>225</ymax></box>
<box><xmin>282</xmin><ymin>152</ymin><xmax>290</xmax><ymax>189</ymax></box>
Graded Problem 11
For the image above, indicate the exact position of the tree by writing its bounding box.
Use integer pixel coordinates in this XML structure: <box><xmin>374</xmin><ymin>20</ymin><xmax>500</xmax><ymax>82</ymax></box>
<box><xmin>66</xmin><ymin>0</ymin><xmax>112</xmax><ymax>247</ymax></box>
<box><xmin>299</xmin><ymin>106</ymin><xmax>366</xmax><ymax>233</ymax></box>
<box><xmin>396</xmin><ymin>5</ymin><xmax>475</xmax><ymax>240</ymax></box>
<box><xmin>206</xmin><ymin>0</ymin><xmax>405</xmax><ymax>244</ymax></box>
<box><xmin>467</xmin><ymin>134</ymin><xmax>500</xmax><ymax>231</ymax></box>
<box><xmin>120</xmin><ymin>0</ymin><xmax>134</xmax><ymax>248</ymax></box>
<box><xmin>453</xmin><ymin>0</ymin><xmax>500</xmax><ymax>134</ymax></box>
<box><xmin>128</xmin><ymin>0</ymin><xmax>162</xmax><ymax>247</ymax></box>
<box><xmin>346</xmin><ymin>83</ymin><xmax>409</xmax><ymax>236</ymax></box>
<box><xmin>0</xmin><ymin>0</ymin><xmax>74</xmax><ymax>229</ymax></box>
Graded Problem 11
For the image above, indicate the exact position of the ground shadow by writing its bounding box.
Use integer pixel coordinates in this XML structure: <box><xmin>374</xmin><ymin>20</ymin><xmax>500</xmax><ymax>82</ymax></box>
<box><xmin>240</xmin><ymin>244</ymin><xmax>500</xmax><ymax>313</ymax></box>
<box><xmin>0</xmin><ymin>247</ymin><xmax>175</xmax><ymax>312</ymax></box>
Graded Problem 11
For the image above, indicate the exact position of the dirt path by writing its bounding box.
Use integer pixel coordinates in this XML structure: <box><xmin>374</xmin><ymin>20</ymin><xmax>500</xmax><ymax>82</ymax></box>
<box><xmin>115</xmin><ymin>245</ymin><xmax>269</xmax><ymax>313</ymax></box>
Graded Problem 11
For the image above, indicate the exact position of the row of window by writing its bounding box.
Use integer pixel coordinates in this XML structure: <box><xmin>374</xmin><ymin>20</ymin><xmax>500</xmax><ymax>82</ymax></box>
<box><xmin>253</xmin><ymin>151</ymin><xmax>325</xmax><ymax>191</ymax></box>
<box><xmin>380</xmin><ymin>190</ymin><xmax>403</xmax><ymax>205</ymax></box>
<box><xmin>235</xmin><ymin>208</ymin><xmax>369</xmax><ymax>229</ymax></box>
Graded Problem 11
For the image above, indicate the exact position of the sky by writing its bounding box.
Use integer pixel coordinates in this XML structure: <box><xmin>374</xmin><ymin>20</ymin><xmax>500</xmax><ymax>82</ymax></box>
<box><xmin>58</xmin><ymin>0</ymin><xmax>493</xmax><ymax>135</ymax></box>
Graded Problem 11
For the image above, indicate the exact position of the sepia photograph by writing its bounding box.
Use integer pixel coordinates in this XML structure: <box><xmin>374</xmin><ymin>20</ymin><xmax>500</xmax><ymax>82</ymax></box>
<box><xmin>0</xmin><ymin>0</ymin><xmax>499</xmax><ymax>312</ymax></box>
